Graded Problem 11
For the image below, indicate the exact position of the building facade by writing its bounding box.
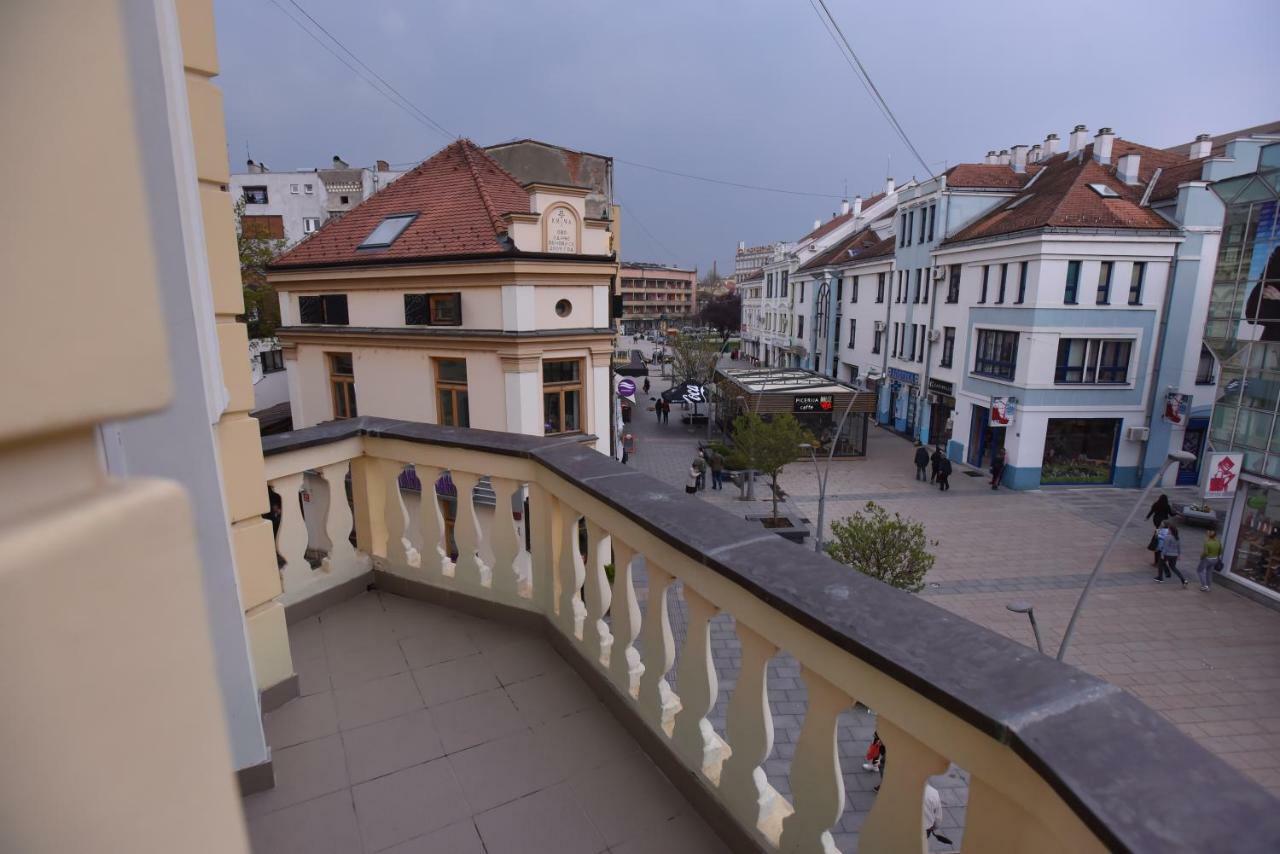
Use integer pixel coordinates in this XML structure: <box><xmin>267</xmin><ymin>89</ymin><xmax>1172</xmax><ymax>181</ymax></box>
<box><xmin>268</xmin><ymin>140</ymin><xmax>618</xmax><ymax>454</ymax></box>
<box><xmin>617</xmin><ymin>262</ymin><xmax>697</xmax><ymax>332</ymax></box>
<box><xmin>734</xmin><ymin>241</ymin><xmax>778</xmax><ymax>279</ymax></box>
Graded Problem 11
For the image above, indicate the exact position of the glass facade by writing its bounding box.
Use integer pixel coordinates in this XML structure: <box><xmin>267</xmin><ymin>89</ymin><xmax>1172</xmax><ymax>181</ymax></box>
<box><xmin>1041</xmin><ymin>418</ymin><xmax>1120</xmax><ymax>484</ymax></box>
<box><xmin>1229</xmin><ymin>481</ymin><xmax>1280</xmax><ymax>595</ymax></box>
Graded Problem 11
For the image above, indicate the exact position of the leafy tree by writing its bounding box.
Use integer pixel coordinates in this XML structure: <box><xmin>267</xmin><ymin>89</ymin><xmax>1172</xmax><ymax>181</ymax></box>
<box><xmin>728</xmin><ymin>413</ymin><xmax>812</xmax><ymax>522</ymax></box>
<box><xmin>235</xmin><ymin>197</ymin><xmax>288</xmax><ymax>339</ymax></box>
<box><xmin>699</xmin><ymin>293</ymin><xmax>741</xmax><ymax>338</ymax></box>
<box><xmin>825</xmin><ymin>501</ymin><xmax>936</xmax><ymax>592</ymax></box>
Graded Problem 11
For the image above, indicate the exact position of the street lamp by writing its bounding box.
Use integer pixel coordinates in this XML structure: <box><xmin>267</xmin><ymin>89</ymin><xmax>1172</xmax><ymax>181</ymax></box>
<box><xmin>1056</xmin><ymin>449</ymin><xmax>1196</xmax><ymax>662</ymax></box>
<box><xmin>1006</xmin><ymin>601</ymin><xmax>1044</xmax><ymax>655</ymax></box>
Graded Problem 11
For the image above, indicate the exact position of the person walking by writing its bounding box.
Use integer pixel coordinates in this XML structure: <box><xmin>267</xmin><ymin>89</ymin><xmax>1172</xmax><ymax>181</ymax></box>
<box><xmin>642</xmin><ymin>376</ymin><xmax>651</xmax><ymax>395</ymax></box>
<box><xmin>655</xmin><ymin>399</ymin><xmax>663</xmax><ymax>422</ymax></box>
<box><xmin>684</xmin><ymin>463</ymin><xmax>699</xmax><ymax>495</ymax></box>
<box><xmin>923</xmin><ymin>784</ymin><xmax>954</xmax><ymax>846</ymax></box>
<box><xmin>1155</xmin><ymin>522</ymin><xmax>1188</xmax><ymax>586</ymax></box>
<box><xmin>692</xmin><ymin>453</ymin><xmax>707</xmax><ymax>491</ymax></box>
<box><xmin>937</xmin><ymin>455</ymin><xmax>952</xmax><ymax>491</ymax></box>
<box><xmin>930</xmin><ymin>446</ymin><xmax>943</xmax><ymax>483</ymax></box>
<box><xmin>662</xmin><ymin>399</ymin><xmax>671</xmax><ymax>424</ymax></box>
<box><xmin>990</xmin><ymin>447</ymin><xmax>1007</xmax><ymax>490</ymax></box>
<box><xmin>1196</xmin><ymin>529</ymin><xmax>1223</xmax><ymax>592</ymax></box>
<box><xmin>914</xmin><ymin>443</ymin><xmax>930</xmax><ymax>481</ymax></box>
<box><xmin>1146</xmin><ymin>494</ymin><xmax>1174</xmax><ymax>566</ymax></box>
<box><xmin>707</xmin><ymin>447</ymin><xmax>725</xmax><ymax>490</ymax></box>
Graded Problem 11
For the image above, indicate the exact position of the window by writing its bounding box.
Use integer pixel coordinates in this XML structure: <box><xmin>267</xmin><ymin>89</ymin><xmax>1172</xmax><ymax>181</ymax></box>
<box><xmin>260</xmin><ymin>349</ymin><xmax>284</xmax><ymax>373</ymax></box>
<box><xmin>916</xmin><ymin>324</ymin><xmax>925</xmax><ymax>362</ymax></box>
<box><xmin>303</xmin><ymin>217</ymin><xmax>321</xmax><ymax>234</ymax></box>
<box><xmin>404</xmin><ymin>292</ymin><xmax>462</xmax><ymax>326</ymax></box>
<box><xmin>847</xmin><ymin>318</ymin><xmax>856</xmax><ymax>349</ymax></box>
<box><xmin>876</xmin><ymin>272</ymin><xmax>885</xmax><ymax>303</ymax></box>
<box><xmin>241</xmin><ymin>214</ymin><xmax>284</xmax><ymax>239</ymax></box>
<box><xmin>997</xmin><ymin>264</ymin><xmax>1008</xmax><ymax>304</ymax></box>
<box><xmin>927</xmin><ymin>204</ymin><xmax>936</xmax><ymax>242</ymax></box>
<box><xmin>941</xmin><ymin>326</ymin><xmax>956</xmax><ymax>368</ymax></box>
<box><xmin>1088</xmin><ymin>183</ymin><xmax>1120</xmax><ymax>198</ymax></box>
<box><xmin>290</xmin><ymin>183</ymin><xmax>299</xmax><ymax>194</ymax></box>
<box><xmin>435</xmin><ymin>358</ymin><xmax>470</xmax><ymax>427</ymax></box>
<box><xmin>799</xmin><ymin>282</ymin><xmax>806</xmax><ymax>304</ymax></box>
<box><xmin>922</xmin><ymin>268</ymin><xmax>929</xmax><ymax>304</ymax></box>
<box><xmin>900</xmin><ymin>213</ymin><xmax>908</xmax><ymax>247</ymax></box>
<box><xmin>543</xmin><ymin>359</ymin><xmax>583</xmax><ymax>435</ymax></box>
<box><xmin>766</xmin><ymin>273</ymin><xmax>773</xmax><ymax>298</ymax></box>
<box><xmin>340</xmin><ymin>195</ymin><xmax>350</xmax><ymax>205</ymax></box>
<box><xmin>797</xmin><ymin>315</ymin><xmax>804</xmax><ymax>339</ymax></box>
<box><xmin>947</xmin><ymin>265</ymin><xmax>960</xmax><ymax>303</ymax></box>
<box><xmin>899</xmin><ymin>271</ymin><xmax>907</xmax><ymax>303</ymax></box>
<box><xmin>359</xmin><ymin>214</ymin><xmax>416</xmax><ymax>249</ymax></box>
<box><xmin>1096</xmin><ymin>261</ymin><xmax>1113</xmax><ymax>305</ymax></box>
<box><xmin>1016</xmin><ymin>262</ymin><xmax>1028</xmax><ymax>304</ymax></box>
<box><xmin>298</xmin><ymin>294</ymin><xmax>349</xmax><ymax>325</ymax></box>
<box><xmin>851</xmin><ymin>276</ymin><xmax>859</xmax><ymax>303</ymax></box>
<box><xmin>974</xmin><ymin>329</ymin><xmax>1019</xmax><ymax>380</ymax></box>
<box><xmin>918</xmin><ymin>207</ymin><xmax>928</xmax><ymax>243</ymax></box>
<box><xmin>906</xmin><ymin>211</ymin><xmax>914</xmax><ymax>246</ymax></box>
<box><xmin>1054</xmin><ymin>338</ymin><xmax>1133</xmax><ymax>384</ymax></box>
<box><xmin>242</xmin><ymin>185</ymin><xmax>268</xmax><ymax>204</ymax></box>
<box><xmin>979</xmin><ymin>266</ymin><xmax>989</xmax><ymax>304</ymax></box>
<box><xmin>304</xmin><ymin>183</ymin><xmax>314</xmax><ymax>194</ymax></box>
<box><xmin>1128</xmin><ymin>262</ymin><xmax>1146</xmax><ymax>305</ymax></box>
<box><xmin>1065</xmin><ymin>260</ymin><xmax>1081</xmax><ymax>304</ymax></box>
<box><xmin>892</xmin><ymin>323</ymin><xmax>900</xmax><ymax>357</ymax></box>
<box><xmin>1196</xmin><ymin>344</ymin><xmax>1216</xmax><ymax>385</ymax></box>
<box><xmin>873</xmin><ymin>327</ymin><xmax>882</xmax><ymax>354</ymax></box>
<box><xmin>328</xmin><ymin>353</ymin><xmax>357</xmax><ymax>419</ymax></box>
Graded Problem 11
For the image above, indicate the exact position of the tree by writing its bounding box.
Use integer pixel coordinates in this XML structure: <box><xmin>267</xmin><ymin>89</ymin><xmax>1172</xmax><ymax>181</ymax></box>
<box><xmin>699</xmin><ymin>293</ymin><xmax>741</xmax><ymax>339</ymax></box>
<box><xmin>235</xmin><ymin>197</ymin><xmax>288</xmax><ymax>339</ymax></box>
<box><xmin>824</xmin><ymin>501</ymin><xmax>936</xmax><ymax>592</ymax></box>
<box><xmin>728</xmin><ymin>413</ymin><xmax>812</xmax><ymax>522</ymax></box>
<box><xmin>669</xmin><ymin>331</ymin><xmax>723</xmax><ymax>389</ymax></box>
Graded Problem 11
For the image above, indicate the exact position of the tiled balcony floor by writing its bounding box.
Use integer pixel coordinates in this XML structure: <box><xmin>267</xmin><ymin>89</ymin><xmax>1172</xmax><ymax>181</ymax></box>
<box><xmin>242</xmin><ymin>591</ymin><xmax>728</xmax><ymax>854</ymax></box>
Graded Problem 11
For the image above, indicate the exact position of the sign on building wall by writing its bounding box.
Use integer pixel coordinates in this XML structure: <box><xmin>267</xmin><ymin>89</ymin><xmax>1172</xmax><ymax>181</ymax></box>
<box><xmin>794</xmin><ymin>394</ymin><xmax>834</xmax><ymax>413</ymax></box>
<box><xmin>1205</xmin><ymin>452</ymin><xmax>1244</xmax><ymax>498</ymax></box>
<box><xmin>1163</xmin><ymin>392</ymin><xmax>1191</xmax><ymax>426</ymax></box>
<box><xmin>990</xmin><ymin>397</ymin><xmax>1016</xmax><ymax>426</ymax></box>
<box><xmin>616</xmin><ymin>378</ymin><xmax>636</xmax><ymax>400</ymax></box>
<box><xmin>546</xmin><ymin>206</ymin><xmax>578</xmax><ymax>253</ymax></box>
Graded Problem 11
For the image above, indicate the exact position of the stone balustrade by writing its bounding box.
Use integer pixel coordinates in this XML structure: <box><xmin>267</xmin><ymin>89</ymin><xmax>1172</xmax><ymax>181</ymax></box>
<box><xmin>263</xmin><ymin>417</ymin><xmax>1280</xmax><ymax>853</ymax></box>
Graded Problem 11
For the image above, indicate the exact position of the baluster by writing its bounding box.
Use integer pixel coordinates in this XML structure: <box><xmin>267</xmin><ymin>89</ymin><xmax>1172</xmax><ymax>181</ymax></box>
<box><xmin>857</xmin><ymin>717</ymin><xmax>949</xmax><ymax>854</ymax></box>
<box><xmin>349</xmin><ymin>456</ymin><xmax>387</xmax><ymax>557</ymax></box>
<box><xmin>557</xmin><ymin>505</ymin><xmax>585</xmax><ymax>639</ymax></box>
<box><xmin>779</xmin><ymin>668</ymin><xmax>853</xmax><ymax>854</ymax></box>
<box><xmin>318</xmin><ymin>461</ymin><xmax>357</xmax><ymax>574</ymax></box>
<box><xmin>488</xmin><ymin>478</ymin><xmax>524</xmax><ymax>601</ymax></box>
<box><xmin>721</xmin><ymin>623</ymin><xmax>785</xmax><ymax>843</ymax></box>
<box><xmin>411</xmin><ymin>464</ymin><xmax>450</xmax><ymax>580</ymax></box>
<box><xmin>581</xmin><ymin>520</ymin><xmax>613</xmax><ymax>666</ymax></box>
<box><xmin>449</xmin><ymin>471</ymin><xmax>491</xmax><ymax>589</ymax></box>
<box><xmin>380</xmin><ymin>459</ymin><xmax>410</xmax><ymax>566</ymax></box>
<box><xmin>271</xmin><ymin>474</ymin><xmax>309</xmax><ymax>593</ymax></box>
<box><xmin>608</xmin><ymin>540</ymin><xmax>643</xmax><ymax>697</ymax></box>
<box><xmin>672</xmin><ymin>587</ymin><xmax>723</xmax><ymax>779</ymax></box>
<box><xmin>527</xmin><ymin>483</ymin><xmax>559</xmax><ymax>615</ymax></box>
<box><xmin>960</xmin><ymin>776</ymin><xmax>1053</xmax><ymax>853</ymax></box>
<box><xmin>638</xmin><ymin>562</ymin><xmax>680</xmax><ymax>735</ymax></box>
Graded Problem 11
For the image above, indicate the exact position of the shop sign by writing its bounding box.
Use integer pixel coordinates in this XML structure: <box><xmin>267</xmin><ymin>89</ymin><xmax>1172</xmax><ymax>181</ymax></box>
<box><xmin>794</xmin><ymin>394</ymin><xmax>834</xmax><ymax>413</ymax></box>
<box><xmin>990</xmin><ymin>397</ymin><xmax>1016</xmax><ymax>426</ymax></box>
<box><xmin>888</xmin><ymin>367</ymin><xmax>919</xmax><ymax>386</ymax></box>
<box><xmin>682</xmin><ymin>384</ymin><xmax>706</xmax><ymax>404</ymax></box>
<box><xmin>1205</xmin><ymin>452</ymin><xmax>1243</xmax><ymax>498</ymax></box>
<box><xmin>927</xmin><ymin>378</ymin><xmax>954</xmax><ymax>397</ymax></box>
<box><xmin>616</xmin><ymin>378</ymin><xmax>636</xmax><ymax>400</ymax></box>
<box><xmin>1163</xmin><ymin>392</ymin><xmax>1191</xmax><ymax>426</ymax></box>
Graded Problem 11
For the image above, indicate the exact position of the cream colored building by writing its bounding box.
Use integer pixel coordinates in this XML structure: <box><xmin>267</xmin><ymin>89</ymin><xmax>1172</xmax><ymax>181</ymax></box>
<box><xmin>269</xmin><ymin>142</ymin><xmax>619</xmax><ymax>454</ymax></box>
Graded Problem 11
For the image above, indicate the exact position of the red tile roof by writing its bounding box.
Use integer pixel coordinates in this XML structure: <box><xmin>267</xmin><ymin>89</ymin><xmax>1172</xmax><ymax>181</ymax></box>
<box><xmin>945</xmin><ymin>144</ymin><xmax>1180</xmax><ymax>244</ymax></box>
<box><xmin>271</xmin><ymin>139</ymin><xmax>532</xmax><ymax>268</ymax></box>
<box><xmin>798</xmin><ymin>210</ymin><xmax>854</xmax><ymax>244</ymax></box>
<box><xmin>799</xmin><ymin>227</ymin><xmax>887</xmax><ymax>271</ymax></box>
<box><xmin>944</xmin><ymin>163</ymin><xmax>1040</xmax><ymax>190</ymax></box>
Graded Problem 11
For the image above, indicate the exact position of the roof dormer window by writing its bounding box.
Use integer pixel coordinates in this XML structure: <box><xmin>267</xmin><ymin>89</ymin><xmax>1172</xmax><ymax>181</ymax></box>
<box><xmin>1088</xmin><ymin>183</ymin><xmax>1120</xmax><ymax>198</ymax></box>
<box><xmin>359</xmin><ymin>213</ymin><xmax>416</xmax><ymax>249</ymax></box>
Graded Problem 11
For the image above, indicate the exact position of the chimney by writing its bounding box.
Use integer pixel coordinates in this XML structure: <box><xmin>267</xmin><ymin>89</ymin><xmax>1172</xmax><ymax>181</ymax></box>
<box><xmin>738</xmin><ymin>241</ymin><xmax>746</xmax><ymax>251</ymax></box>
<box><xmin>985</xmin><ymin>150</ymin><xmax>998</xmax><ymax>165</ymax></box>
<box><xmin>813</xmin><ymin>219</ymin><xmax>822</xmax><ymax>231</ymax></box>
<box><xmin>1117</xmin><ymin>152</ymin><xmax>1141</xmax><ymax>185</ymax></box>
<box><xmin>852</xmin><ymin>195</ymin><xmax>863</xmax><ymax>218</ymax></box>
<box><xmin>1043</xmin><ymin>133</ymin><xmax>1060</xmax><ymax>158</ymax></box>
<box><xmin>997</xmin><ymin>149</ymin><xmax>1011</xmax><ymax>166</ymax></box>
<box><xmin>840</xmin><ymin>199</ymin><xmax>851</xmax><ymax>216</ymax></box>
<box><xmin>1011</xmin><ymin>144</ymin><xmax>1029</xmax><ymax>174</ymax></box>
<box><xmin>884</xmin><ymin>176</ymin><xmax>895</xmax><ymax>194</ymax></box>
<box><xmin>332</xmin><ymin>155</ymin><xmax>349</xmax><ymax>168</ymax></box>
<box><xmin>1028</xmin><ymin>144</ymin><xmax>1042</xmax><ymax>163</ymax></box>
<box><xmin>376</xmin><ymin>159</ymin><xmax>390</xmax><ymax>171</ymax></box>
<box><xmin>1068</xmin><ymin>125</ymin><xmax>1089</xmax><ymax>158</ymax></box>
<box><xmin>1190</xmin><ymin>132</ymin><xmax>1212</xmax><ymax>159</ymax></box>
<box><xmin>1093</xmin><ymin>128</ymin><xmax>1115</xmax><ymax>165</ymax></box>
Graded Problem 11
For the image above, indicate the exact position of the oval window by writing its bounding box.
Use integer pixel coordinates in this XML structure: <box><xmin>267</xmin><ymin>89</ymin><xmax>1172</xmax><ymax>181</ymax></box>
<box><xmin>555</xmin><ymin>299</ymin><xmax>572</xmax><ymax>318</ymax></box>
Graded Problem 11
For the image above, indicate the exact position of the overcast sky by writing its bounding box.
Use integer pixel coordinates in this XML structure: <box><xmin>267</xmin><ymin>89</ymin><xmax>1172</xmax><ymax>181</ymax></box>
<box><xmin>215</xmin><ymin>0</ymin><xmax>1279</xmax><ymax>274</ymax></box>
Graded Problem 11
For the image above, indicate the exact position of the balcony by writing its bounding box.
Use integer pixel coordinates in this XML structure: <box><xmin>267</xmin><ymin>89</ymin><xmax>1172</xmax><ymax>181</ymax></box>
<box><xmin>255</xmin><ymin>417</ymin><xmax>1279</xmax><ymax>853</ymax></box>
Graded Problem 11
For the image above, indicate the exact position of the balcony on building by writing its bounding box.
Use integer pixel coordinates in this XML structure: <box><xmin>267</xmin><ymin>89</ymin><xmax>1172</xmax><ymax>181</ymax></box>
<box><xmin>249</xmin><ymin>416</ymin><xmax>1280</xmax><ymax>852</ymax></box>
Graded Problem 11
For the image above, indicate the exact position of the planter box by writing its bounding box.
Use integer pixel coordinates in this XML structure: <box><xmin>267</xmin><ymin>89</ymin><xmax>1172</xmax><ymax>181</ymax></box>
<box><xmin>746</xmin><ymin>512</ymin><xmax>809</xmax><ymax>544</ymax></box>
<box><xmin>1179</xmin><ymin>505</ymin><xmax>1219</xmax><ymax>528</ymax></box>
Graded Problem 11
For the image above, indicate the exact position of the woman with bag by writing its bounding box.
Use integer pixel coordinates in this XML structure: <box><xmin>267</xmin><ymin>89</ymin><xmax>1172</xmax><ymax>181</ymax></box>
<box><xmin>1155</xmin><ymin>522</ymin><xmax>1189</xmax><ymax>587</ymax></box>
<box><xmin>1146</xmin><ymin>494</ymin><xmax>1175</xmax><ymax>565</ymax></box>
<box><xmin>1196</xmin><ymin>529</ymin><xmax>1223</xmax><ymax>592</ymax></box>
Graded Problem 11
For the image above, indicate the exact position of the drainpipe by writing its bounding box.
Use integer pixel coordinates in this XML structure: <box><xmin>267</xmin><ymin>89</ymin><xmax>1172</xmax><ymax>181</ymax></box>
<box><xmin>1138</xmin><ymin>257</ymin><xmax>1178</xmax><ymax>486</ymax></box>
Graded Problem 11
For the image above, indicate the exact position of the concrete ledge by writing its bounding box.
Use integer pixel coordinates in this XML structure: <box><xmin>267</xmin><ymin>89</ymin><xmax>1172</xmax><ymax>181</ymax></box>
<box><xmin>283</xmin><ymin>571</ymin><xmax>374</xmax><ymax>625</ymax></box>
<box><xmin>259</xmin><ymin>673</ymin><xmax>299</xmax><ymax>714</ymax></box>
<box><xmin>236</xmin><ymin>758</ymin><xmax>275</xmax><ymax>797</ymax></box>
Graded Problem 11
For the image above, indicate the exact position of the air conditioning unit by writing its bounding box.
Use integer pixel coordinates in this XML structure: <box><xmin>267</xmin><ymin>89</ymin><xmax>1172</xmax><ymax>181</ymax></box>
<box><xmin>932</xmin><ymin>266</ymin><xmax>947</xmax><ymax>280</ymax></box>
<box><xmin>928</xmin><ymin>329</ymin><xmax>941</xmax><ymax>343</ymax></box>
<box><xmin>1124</xmin><ymin>426</ymin><xmax>1150</xmax><ymax>442</ymax></box>
<box><xmin>875</xmin><ymin>320</ymin><xmax>886</xmax><ymax>331</ymax></box>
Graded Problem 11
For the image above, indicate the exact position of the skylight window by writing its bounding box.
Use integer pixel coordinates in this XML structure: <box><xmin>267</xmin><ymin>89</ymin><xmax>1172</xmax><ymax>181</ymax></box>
<box><xmin>359</xmin><ymin>214</ymin><xmax>416</xmax><ymax>249</ymax></box>
<box><xmin>1088</xmin><ymin>183</ymin><xmax>1121</xmax><ymax>198</ymax></box>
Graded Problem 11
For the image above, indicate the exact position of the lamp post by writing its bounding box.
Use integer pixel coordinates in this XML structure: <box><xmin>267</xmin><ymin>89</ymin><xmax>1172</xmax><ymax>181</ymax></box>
<box><xmin>1006</xmin><ymin>601</ymin><xmax>1044</xmax><ymax>655</ymax></box>
<box><xmin>1056</xmin><ymin>449</ymin><xmax>1196</xmax><ymax>662</ymax></box>
<box><xmin>799</xmin><ymin>395</ymin><xmax>860</xmax><ymax>554</ymax></box>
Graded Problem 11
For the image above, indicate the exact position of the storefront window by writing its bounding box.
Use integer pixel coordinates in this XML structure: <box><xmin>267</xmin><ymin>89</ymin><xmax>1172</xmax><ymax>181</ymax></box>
<box><xmin>1229</xmin><ymin>481</ymin><xmax>1280</xmax><ymax>594</ymax></box>
<box><xmin>1040</xmin><ymin>418</ymin><xmax>1119</xmax><ymax>484</ymax></box>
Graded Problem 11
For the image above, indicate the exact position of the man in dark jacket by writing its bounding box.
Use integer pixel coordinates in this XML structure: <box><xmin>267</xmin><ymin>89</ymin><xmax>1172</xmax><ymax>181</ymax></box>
<box><xmin>930</xmin><ymin>446</ymin><xmax>943</xmax><ymax>483</ymax></box>
<box><xmin>938</xmin><ymin>456</ymin><xmax>952</xmax><ymax>491</ymax></box>
<box><xmin>914</xmin><ymin>443</ymin><xmax>929</xmax><ymax>481</ymax></box>
<box><xmin>990</xmin><ymin>447</ymin><xmax>1007</xmax><ymax>490</ymax></box>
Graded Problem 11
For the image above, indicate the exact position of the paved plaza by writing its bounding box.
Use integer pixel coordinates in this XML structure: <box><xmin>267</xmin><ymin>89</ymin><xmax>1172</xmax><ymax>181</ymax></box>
<box><xmin>616</xmin><ymin>338</ymin><xmax>1280</xmax><ymax>849</ymax></box>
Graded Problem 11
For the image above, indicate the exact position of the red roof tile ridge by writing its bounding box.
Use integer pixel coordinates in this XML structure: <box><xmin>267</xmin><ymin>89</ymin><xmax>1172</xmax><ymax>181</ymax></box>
<box><xmin>457</xmin><ymin>139</ymin><xmax>512</xmax><ymax>235</ymax></box>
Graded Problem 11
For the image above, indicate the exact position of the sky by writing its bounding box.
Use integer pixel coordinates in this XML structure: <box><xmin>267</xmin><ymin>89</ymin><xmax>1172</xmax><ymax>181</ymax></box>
<box><xmin>215</xmin><ymin>0</ymin><xmax>1280</xmax><ymax>275</ymax></box>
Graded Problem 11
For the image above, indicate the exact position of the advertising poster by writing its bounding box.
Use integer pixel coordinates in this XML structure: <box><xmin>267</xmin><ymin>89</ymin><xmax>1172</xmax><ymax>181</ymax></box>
<box><xmin>990</xmin><ymin>397</ymin><xmax>1016</xmax><ymax>426</ymax></box>
<box><xmin>1163</xmin><ymin>392</ymin><xmax>1190</xmax><ymax>426</ymax></box>
<box><xmin>1205</xmin><ymin>452</ymin><xmax>1243</xmax><ymax>498</ymax></box>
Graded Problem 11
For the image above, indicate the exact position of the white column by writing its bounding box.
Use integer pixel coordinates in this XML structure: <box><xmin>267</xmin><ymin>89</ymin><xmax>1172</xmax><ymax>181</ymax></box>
<box><xmin>501</xmin><ymin>353</ymin><xmax>543</xmax><ymax>438</ymax></box>
<box><xmin>589</xmin><ymin>350</ymin><xmax>611</xmax><ymax>454</ymax></box>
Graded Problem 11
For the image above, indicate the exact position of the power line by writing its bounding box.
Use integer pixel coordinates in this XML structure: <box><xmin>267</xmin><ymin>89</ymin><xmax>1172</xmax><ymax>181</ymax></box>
<box><xmin>615</xmin><ymin>158</ymin><xmax>844</xmax><ymax>200</ymax></box>
<box><xmin>617</xmin><ymin>199</ymin><xmax>680</xmax><ymax>261</ymax></box>
<box><xmin>807</xmin><ymin>0</ymin><xmax>932</xmax><ymax>177</ymax></box>
<box><xmin>263</xmin><ymin>0</ymin><xmax>454</xmax><ymax>141</ymax></box>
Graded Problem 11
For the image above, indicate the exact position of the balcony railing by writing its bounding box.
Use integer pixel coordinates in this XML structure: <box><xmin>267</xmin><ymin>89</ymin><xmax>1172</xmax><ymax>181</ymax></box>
<box><xmin>262</xmin><ymin>417</ymin><xmax>1280</xmax><ymax>853</ymax></box>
